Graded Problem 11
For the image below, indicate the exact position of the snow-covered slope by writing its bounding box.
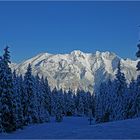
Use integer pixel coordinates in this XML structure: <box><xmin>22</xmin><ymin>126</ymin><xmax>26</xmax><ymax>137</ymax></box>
<box><xmin>0</xmin><ymin>117</ymin><xmax>140</xmax><ymax>139</ymax></box>
<box><xmin>13</xmin><ymin>50</ymin><xmax>138</xmax><ymax>92</ymax></box>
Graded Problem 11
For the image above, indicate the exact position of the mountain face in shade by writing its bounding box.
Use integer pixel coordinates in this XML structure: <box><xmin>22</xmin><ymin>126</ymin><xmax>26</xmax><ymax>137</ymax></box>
<box><xmin>11</xmin><ymin>50</ymin><xmax>138</xmax><ymax>93</ymax></box>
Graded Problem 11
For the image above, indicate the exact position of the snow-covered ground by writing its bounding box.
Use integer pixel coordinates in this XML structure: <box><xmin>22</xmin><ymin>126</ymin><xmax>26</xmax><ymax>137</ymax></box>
<box><xmin>0</xmin><ymin>117</ymin><xmax>140</xmax><ymax>139</ymax></box>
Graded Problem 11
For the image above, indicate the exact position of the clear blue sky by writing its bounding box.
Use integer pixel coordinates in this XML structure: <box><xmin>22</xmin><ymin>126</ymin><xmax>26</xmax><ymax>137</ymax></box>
<box><xmin>0</xmin><ymin>1</ymin><xmax>140</xmax><ymax>63</ymax></box>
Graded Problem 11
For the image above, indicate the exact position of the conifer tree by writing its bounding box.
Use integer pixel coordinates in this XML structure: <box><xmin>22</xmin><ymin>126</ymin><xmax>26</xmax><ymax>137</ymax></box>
<box><xmin>34</xmin><ymin>74</ymin><xmax>41</xmax><ymax>123</ymax></box>
<box><xmin>106</xmin><ymin>79</ymin><xmax>114</xmax><ymax>121</ymax></box>
<box><xmin>77</xmin><ymin>94</ymin><xmax>84</xmax><ymax>117</ymax></box>
<box><xmin>24</xmin><ymin>64</ymin><xmax>38</xmax><ymax>124</ymax></box>
<box><xmin>13</xmin><ymin>70</ymin><xmax>23</xmax><ymax>128</ymax></box>
<box><xmin>65</xmin><ymin>89</ymin><xmax>75</xmax><ymax>116</ymax></box>
<box><xmin>51</xmin><ymin>87</ymin><xmax>57</xmax><ymax>116</ymax></box>
<box><xmin>58</xmin><ymin>88</ymin><xmax>65</xmax><ymax>115</ymax></box>
<box><xmin>83</xmin><ymin>91</ymin><xmax>91</xmax><ymax>116</ymax></box>
<box><xmin>53</xmin><ymin>88</ymin><xmax>63</xmax><ymax>122</ymax></box>
<box><xmin>40</xmin><ymin>76</ymin><xmax>50</xmax><ymax>122</ymax></box>
<box><xmin>41</xmin><ymin>77</ymin><xmax>52</xmax><ymax>115</ymax></box>
<box><xmin>0</xmin><ymin>56</ymin><xmax>3</xmax><ymax>132</ymax></box>
<box><xmin>95</xmin><ymin>82</ymin><xmax>107</xmax><ymax>123</ymax></box>
<box><xmin>124</xmin><ymin>79</ymin><xmax>137</xmax><ymax>119</ymax></box>
<box><xmin>95</xmin><ymin>79</ymin><xmax>117</xmax><ymax>123</ymax></box>
<box><xmin>113</xmin><ymin>61</ymin><xmax>127</xmax><ymax>120</ymax></box>
<box><xmin>19</xmin><ymin>74</ymin><xmax>27</xmax><ymax>125</ymax></box>
<box><xmin>134</xmin><ymin>42</ymin><xmax>140</xmax><ymax>117</ymax></box>
<box><xmin>0</xmin><ymin>47</ymin><xmax>16</xmax><ymax>132</ymax></box>
<box><xmin>90</xmin><ymin>93</ymin><xmax>95</xmax><ymax>117</ymax></box>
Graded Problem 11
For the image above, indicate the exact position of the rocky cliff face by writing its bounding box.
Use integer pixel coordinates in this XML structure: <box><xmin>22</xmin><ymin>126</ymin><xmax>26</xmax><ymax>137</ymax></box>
<box><xmin>11</xmin><ymin>50</ymin><xmax>138</xmax><ymax>93</ymax></box>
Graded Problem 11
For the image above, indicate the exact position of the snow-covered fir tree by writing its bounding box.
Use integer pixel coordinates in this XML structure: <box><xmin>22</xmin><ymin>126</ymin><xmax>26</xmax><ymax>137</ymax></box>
<box><xmin>124</xmin><ymin>79</ymin><xmax>137</xmax><ymax>119</ymax></box>
<box><xmin>83</xmin><ymin>91</ymin><xmax>91</xmax><ymax>116</ymax></box>
<box><xmin>90</xmin><ymin>94</ymin><xmax>95</xmax><ymax>117</ymax></box>
<box><xmin>51</xmin><ymin>87</ymin><xmax>57</xmax><ymax>116</ymax></box>
<box><xmin>41</xmin><ymin>76</ymin><xmax>50</xmax><ymax>122</ymax></box>
<box><xmin>132</xmin><ymin>78</ymin><xmax>140</xmax><ymax>118</ymax></box>
<box><xmin>106</xmin><ymin>79</ymin><xmax>115</xmax><ymax>121</ymax></box>
<box><xmin>113</xmin><ymin>61</ymin><xmax>127</xmax><ymax>121</ymax></box>
<box><xmin>133</xmin><ymin>42</ymin><xmax>140</xmax><ymax>117</ymax></box>
<box><xmin>13</xmin><ymin>70</ymin><xmax>24</xmax><ymax>128</ymax></box>
<box><xmin>18</xmin><ymin>74</ymin><xmax>27</xmax><ymax>126</ymax></box>
<box><xmin>58</xmin><ymin>88</ymin><xmax>65</xmax><ymax>115</ymax></box>
<box><xmin>0</xmin><ymin>47</ymin><xmax>16</xmax><ymax>132</ymax></box>
<box><xmin>95</xmin><ymin>82</ymin><xmax>107</xmax><ymax>123</ymax></box>
<box><xmin>0</xmin><ymin>56</ymin><xmax>3</xmax><ymax>133</ymax></box>
<box><xmin>77</xmin><ymin>92</ymin><xmax>84</xmax><ymax>117</ymax></box>
<box><xmin>24</xmin><ymin>64</ymin><xmax>38</xmax><ymax>124</ymax></box>
<box><xmin>34</xmin><ymin>74</ymin><xmax>43</xmax><ymax>123</ymax></box>
<box><xmin>53</xmin><ymin>88</ymin><xmax>63</xmax><ymax>122</ymax></box>
<box><xmin>65</xmin><ymin>89</ymin><xmax>75</xmax><ymax>116</ymax></box>
<box><xmin>41</xmin><ymin>77</ymin><xmax>52</xmax><ymax>116</ymax></box>
<box><xmin>95</xmin><ymin>72</ymin><xmax>127</xmax><ymax>123</ymax></box>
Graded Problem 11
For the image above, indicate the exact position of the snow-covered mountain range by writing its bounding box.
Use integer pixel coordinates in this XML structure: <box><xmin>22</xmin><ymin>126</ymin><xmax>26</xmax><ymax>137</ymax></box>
<box><xmin>11</xmin><ymin>50</ymin><xmax>138</xmax><ymax>93</ymax></box>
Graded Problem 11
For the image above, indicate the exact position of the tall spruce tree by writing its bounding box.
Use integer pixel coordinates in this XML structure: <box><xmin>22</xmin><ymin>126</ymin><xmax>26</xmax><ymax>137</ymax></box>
<box><xmin>134</xmin><ymin>41</ymin><xmax>140</xmax><ymax>117</ymax></box>
<box><xmin>0</xmin><ymin>47</ymin><xmax>16</xmax><ymax>132</ymax></box>
<box><xmin>58</xmin><ymin>88</ymin><xmax>65</xmax><ymax>115</ymax></box>
<box><xmin>0</xmin><ymin>56</ymin><xmax>3</xmax><ymax>132</ymax></box>
<box><xmin>83</xmin><ymin>91</ymin><xmax>91</xmax><ymax>116</ymax></box>
<box><xmin>53</xmin><ymin>88</ymin><xmax>63</xmax><ymax>122</ymax></box>
<box><xmin>113</xmin><ymin>61</ymin><xmax>127</xmax><ymax>120</ymax></box>
<box><xmin>106</xmin><ymin>79</ymin><xmax>115</xmax><ymax>121</ymax></box>
<box><xmin>24</xmin><ymin>64</ymin><xmax>38</xmax><ymax>124</ymax></box>
<box><xmin>95</xmin><ymin>82</ymin><xmax>107</xmax><ymax>123</ymax></box>
<box><xmin>51</xmin><ymin>87</ymin><xmax>57</xmax><ymax>116</ymax></box>
<box><xmin>90</xmin><ymin>94</ymin><xmax>95</xmax><ymax>117</ymax></box>
<box><xmin>42</xmin><ymin>77</ymin><xmax>51</xmax><ymax>115</ymax></box>
<box><xmin>13</xmin><ymin>70</ymin><xmax>23</xmax><ymax>128</ymax></box>
<box><xmin>19</xmin><ymin>74</ymin><xmax>27</xmax><ymax>125</ymax></box>
<box><xmin>125</xmin><ymin>79</ymin><xmax>137</xmax><ymax>119</ymax></box>
<box><xmin>40</xmin><ymin>76</ymin><xmax>50</xmax><ymax>122</ymax></box>
<box><xmin>77</xmin><ymin>93</ymin><xmax>84</xmax><ymax>117</ymax></box>
<box><xmin>65</xmin><ymin>89</ymin><xmax>75</xmax><ymax>116</ymax></box>
<box><xmin>34</xmin><ymin>74</ymin><xmax>40</xmax><ymax>123</ymax></box>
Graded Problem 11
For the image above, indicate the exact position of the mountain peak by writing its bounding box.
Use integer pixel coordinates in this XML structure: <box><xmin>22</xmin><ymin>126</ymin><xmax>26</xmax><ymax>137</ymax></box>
<box><xmin>13</xmin><ymin>50</ymin><xmax>138</xmax><ymax>93</ymax></box>
<box><xmin>71</xmin><ymin>50</ymin><xmax>85</xmax><ymax>55</ymax></box>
